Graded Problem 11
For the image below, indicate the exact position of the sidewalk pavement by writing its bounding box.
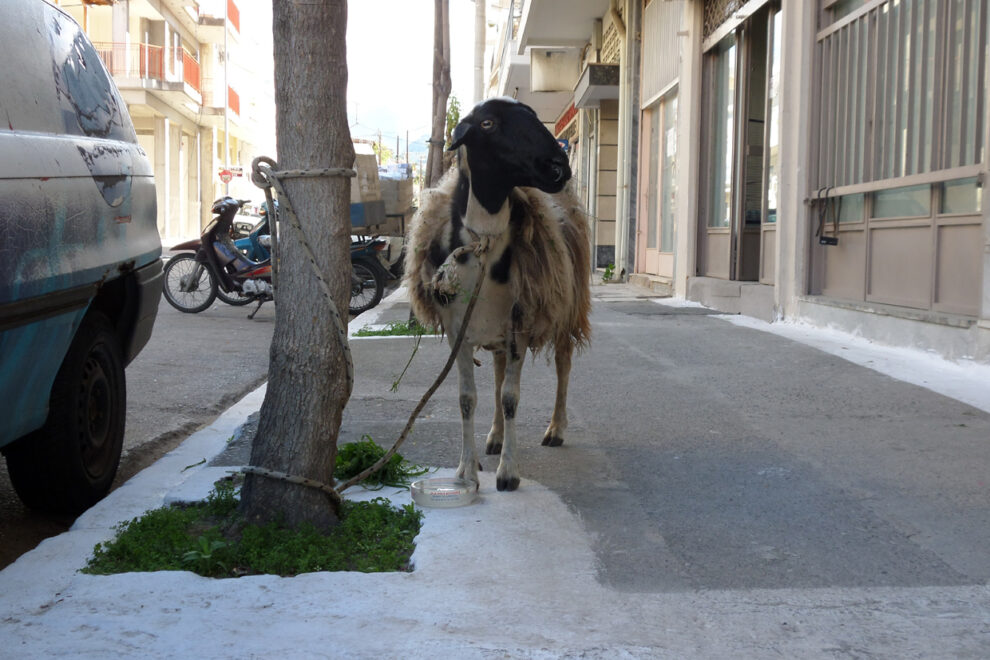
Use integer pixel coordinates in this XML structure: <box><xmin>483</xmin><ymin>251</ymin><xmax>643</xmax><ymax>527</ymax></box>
<box><xmin>3</xmin><ymin>282</ymin><xmax>990</xmax><ymax>658</ymax></box>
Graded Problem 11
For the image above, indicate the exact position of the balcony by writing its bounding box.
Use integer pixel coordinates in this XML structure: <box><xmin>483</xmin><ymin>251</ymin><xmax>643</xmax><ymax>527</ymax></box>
<box><xmin>197</xmin><ymin>0</ymin><xmax>240</xmax><ymax>41</ymax></box>
<box><xmin>94</xmin><ymin>42</ymin><xmax>202</xmax><ymax>103</ymax></box>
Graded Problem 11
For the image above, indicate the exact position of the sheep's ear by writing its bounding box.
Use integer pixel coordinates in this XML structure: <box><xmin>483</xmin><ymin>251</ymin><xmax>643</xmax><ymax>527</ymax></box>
<box><xmin>448</xmin><ymin>121</ymin><xmax>471</xmax><ymax>151</ymax></box>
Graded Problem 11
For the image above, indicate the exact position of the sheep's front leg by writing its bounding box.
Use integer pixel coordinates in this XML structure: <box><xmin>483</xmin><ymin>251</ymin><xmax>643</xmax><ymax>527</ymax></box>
<box><xmin>542</xmin><ymin>341</ymin><xmax>572</xmax><ymax>447</ymax></box>
<box><xmin>496</xmin><ymin>337</ymin><xmax>528</xmax><ymax>491</ymax></box>
<box><xmin>454</xmin><ymin>342</ymin><xmax>480</xmax><ymax>486</ymax></box>
<box><xmin>485</xmin><ymin>350</ymin><xmax>506</xmax><ymax>455</ymax></box>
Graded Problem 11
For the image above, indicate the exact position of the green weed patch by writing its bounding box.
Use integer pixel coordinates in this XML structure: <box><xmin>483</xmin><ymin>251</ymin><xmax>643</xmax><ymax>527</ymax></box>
<box><xmin>84</xmin><ymin>480</ymin><xmax>423</xmax><ymax>578</ymax></box>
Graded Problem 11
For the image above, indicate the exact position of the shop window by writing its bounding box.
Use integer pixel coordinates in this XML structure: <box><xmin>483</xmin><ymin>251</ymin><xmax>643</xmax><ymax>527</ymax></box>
<box><xmin>660</xmin><ymin>93</ymin><xmax>677</xmax><ymax>252</ymax></box>
<box><xmin>707</xmin><ymin>37</ymin><xmax>736</xmax><ymax>229</ymax></box>
<box><xmin>837</xmin><ymin>193</ymin><xmax>865</xmax><ymax>222</ymax></box>
<box><xmin>940</xmin><ymin>177</ymin><xmax>983</xmax><ymax>215</ymax></box>
<box><xmin>872</xmin><ymin>184</ymin><xmax>931</xmax><ymax>219</ymax></box>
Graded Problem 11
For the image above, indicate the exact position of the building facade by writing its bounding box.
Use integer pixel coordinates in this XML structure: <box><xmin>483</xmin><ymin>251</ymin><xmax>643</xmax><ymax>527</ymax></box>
<box><xmin>490</xmin><ymin>0</ymin><xmax>990</xmax><ymax>363</ymax></box>
<box><xmin>56</xmin><ymin>0</ymin><xmax>274</xmax><ymax>244</ymax></box>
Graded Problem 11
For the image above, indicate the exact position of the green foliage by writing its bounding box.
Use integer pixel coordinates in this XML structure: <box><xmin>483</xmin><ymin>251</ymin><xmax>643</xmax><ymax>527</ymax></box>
<box><xmin>445</xmin><ymin>95</ymin><xmax>461</xmax><ymax>147</ymax></box>
<box><xmin>183</xmin><ymin>536</ymin><xmax>229</xmax><ymax>574</ymax></box>
<box><xmin>353</xmin><ymin>320</ymin><xmax>435</xmax><ymax>337</ymax></box>
<box><xmin>371</xmin><ymin>141</ymin><xmax>395</xmax><ymax>165</ymax></box>
<box><xmin>83</xmin><ymin>481</ymin><xmax>423</xmax><ymax>578</ymax></box>
<box><xmin>335</xmin><ymin>435</ymin><xmax>430</xmax><ymax>489</ymax></box>
<box><xmin>602</xmin><ymin>263</ymin><xmax>615</xmax><ymax>282</ymax></box>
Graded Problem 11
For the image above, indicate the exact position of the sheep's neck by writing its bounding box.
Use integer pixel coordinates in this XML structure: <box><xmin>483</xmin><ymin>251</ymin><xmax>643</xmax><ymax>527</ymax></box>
<box><xmin>463</xmin><ymin>186</ymin><xmax>510</xmax><ymax>240</ymax></box>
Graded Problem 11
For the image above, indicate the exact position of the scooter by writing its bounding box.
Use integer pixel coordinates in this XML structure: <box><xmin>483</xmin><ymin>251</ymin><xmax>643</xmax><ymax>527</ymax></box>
<box><xmin>230</xmin><ymin>208</ymin><xmax>387</xmax><ymax>315</ymax></box>
<box><xmin>164</xmin><ymin>197</ymin><xmax>389</xmax><ymax>317</ymax></box>
<box><xmin>163</xmin><ymin>197</ymin><xmax>274</xmax><ymax>319</ymax></box>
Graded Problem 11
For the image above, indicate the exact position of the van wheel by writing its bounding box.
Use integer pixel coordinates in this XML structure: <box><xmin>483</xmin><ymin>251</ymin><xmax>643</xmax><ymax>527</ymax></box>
<box><xmin>4</xmin><ymin>312</ymin><xmax>125</xmax><ymax>515</ymax></box>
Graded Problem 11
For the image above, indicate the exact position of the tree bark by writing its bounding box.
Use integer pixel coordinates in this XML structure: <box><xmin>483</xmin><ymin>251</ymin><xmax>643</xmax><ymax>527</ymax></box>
<box><xmin>238</xmin><ymin>0</ymin><xmax>354</xmax><ymax>530</ymax></box>
<box><xmin>425</xmin><ymin>0</ymin><xmax>451</xmax><ymax>188</ymax></box>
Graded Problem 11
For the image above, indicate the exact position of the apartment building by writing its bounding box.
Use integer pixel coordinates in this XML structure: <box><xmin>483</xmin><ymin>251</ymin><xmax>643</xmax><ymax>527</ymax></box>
<box><xmin>56</xmin><ymin>0</ymin><xmax>274</xmax><ymax>244</ymax></box>
<box><xmin>489</xmin><ymin>0</ymin><xmax>990</xmax><ymax>363</ymax></box>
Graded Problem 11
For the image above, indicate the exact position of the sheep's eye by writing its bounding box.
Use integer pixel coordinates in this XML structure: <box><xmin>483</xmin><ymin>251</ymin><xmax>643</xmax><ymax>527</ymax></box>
<box><xmin>480</xmin><ymin>119</ymin><xmax>495</xmax><ymax>131</ymax></box>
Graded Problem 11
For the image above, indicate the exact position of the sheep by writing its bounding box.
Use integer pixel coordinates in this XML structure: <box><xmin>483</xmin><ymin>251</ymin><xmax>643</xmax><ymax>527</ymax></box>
<box><xmin>404</xmin><ymin>97</ymin><xmax>591</xmax><ymax>491</ymax></box>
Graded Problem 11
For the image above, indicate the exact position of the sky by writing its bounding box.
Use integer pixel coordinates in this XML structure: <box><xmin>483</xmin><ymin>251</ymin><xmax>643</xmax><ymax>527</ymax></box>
<box><xmin>345</xmin><ymin>1</ymin><xmax>478</xmax><ymax>152</ymax></box>
<box><xmin>237</xmin><ymin>1</ymin><xmax>482</xmax><ymax>159</ymax></box>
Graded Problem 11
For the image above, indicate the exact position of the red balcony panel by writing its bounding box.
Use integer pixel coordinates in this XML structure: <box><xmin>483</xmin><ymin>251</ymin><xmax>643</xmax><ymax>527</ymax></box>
<box><xmin>182</xmin><ymin>51</ymin><xmax>201</xmax><ymax>93</ymax></box>
<box><xmin>227</xmin><ymin>0</ymin><xmax>240</xmax><ymax>33</ymax></box>
<box><xmin>228</xmin><ymin>86</ymin><xmax>240</xmax><ymax>116</ymax></box>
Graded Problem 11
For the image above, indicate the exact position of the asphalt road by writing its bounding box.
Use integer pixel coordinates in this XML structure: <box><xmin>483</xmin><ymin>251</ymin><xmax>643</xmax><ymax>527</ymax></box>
<box><xmin>0</xmin><ymin>293</ymin><xmax>276</xmax><ymax>569</ymax></box>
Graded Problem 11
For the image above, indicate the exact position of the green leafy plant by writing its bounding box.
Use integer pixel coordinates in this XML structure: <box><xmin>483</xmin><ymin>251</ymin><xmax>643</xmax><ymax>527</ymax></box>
<box><xmin>602</xmin><ymin>263</ymin><xmax>615</xmax><ymax>282</ymax></box>
<box><xmin>182</xmin><ymin>536</ymin><xmax>229</xmax><ymax>574</ymax></box>
<box><xmin>335</xmin><ymin>435</ymin><xmax>430</xmax><ymax>489</ymax></box>
<box><xmin>84</xmin><ymin>482</ymin><xmax>423</xmax><ymax>578</ymax></box>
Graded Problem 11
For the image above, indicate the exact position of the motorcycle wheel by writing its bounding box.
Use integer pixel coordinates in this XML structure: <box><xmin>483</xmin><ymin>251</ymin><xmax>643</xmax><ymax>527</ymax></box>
<box><xmin>349</xmin><ymin>259</ymin><xmax>384</xmax><ymax>315</ymax></box>
<box><xmin>217</xmin><ymin>285</ymin><xmax>254</xmax><ymax>306</ymax></box>
<box><xmin>163</xmin><ymin>253</ymin><xmax>218</xmax><ymax>313</ymax></box>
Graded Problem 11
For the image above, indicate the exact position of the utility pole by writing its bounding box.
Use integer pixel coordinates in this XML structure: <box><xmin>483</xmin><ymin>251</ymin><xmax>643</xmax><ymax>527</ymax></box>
<box><xmin>425</xmin><ymin>0</ymin><xmax>450</xmax><ymax>188</ymax></box>
<box><xmin>474</xmin><ymin>0</ymin><xmax>485</xmax><ymax>104</ymax></box>
<box><xmin>405</xmin><ymin>130</ymin><xmax>409</xmax><ymax>165</ymax></box>
<box><xmin>223</xmin><ymin>0</ymin><xmax>229</xmax><ymax>195</ymax></box>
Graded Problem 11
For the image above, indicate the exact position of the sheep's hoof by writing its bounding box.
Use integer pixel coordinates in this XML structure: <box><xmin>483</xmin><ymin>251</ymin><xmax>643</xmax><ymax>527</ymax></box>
<box><xmin>485</xmin><ymin>440</ymin><xmax>503</xmax><ymax>455</ymax></box>
<box><xmin>496</xmin><ymin>475</ymin><xmax>520</xmax><ymax>491</ymax></box>
<box><xmin>541</xmin><ymin>433</ymin><xmax>564</xmax><ymax>447</ymax></box>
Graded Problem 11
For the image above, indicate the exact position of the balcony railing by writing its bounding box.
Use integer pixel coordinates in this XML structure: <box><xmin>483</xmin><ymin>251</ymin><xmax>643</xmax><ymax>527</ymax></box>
<box><xmin>93</xmin><ymin>42</ymin><xmax>201</xmax><ymax>95</ymax></box>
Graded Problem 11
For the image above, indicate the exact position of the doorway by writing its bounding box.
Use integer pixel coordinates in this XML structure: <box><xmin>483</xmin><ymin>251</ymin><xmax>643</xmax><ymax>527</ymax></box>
<box><xmin>698</xmin><ymin>4</ymin><xmax>778</xmax><ymax>283</ymax></box>
<box><xmin>638</xmin><ymin>91</ymin><xmax>678</xmax><ymax>277</ymax></box>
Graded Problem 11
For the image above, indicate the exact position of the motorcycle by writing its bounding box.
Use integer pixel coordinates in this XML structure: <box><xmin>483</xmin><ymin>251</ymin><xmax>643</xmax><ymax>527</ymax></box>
<box><xmin>233</xmin><ymin>202</ymin><xmax>387</xmax><ymax>315</ymax></box>
<box><xmin>163</xmin><ymin>197</ymin><xmax>274</xmax><ymax>318</ymax></box>
<box><xmin>163</xmin><ymin>197</ymin><xmax>389</xmax><ymax>317</ymax></box>
<box><xmin>348</xmin><ymin>236</ymin><xmax>389</xmax><ymax>315</ymax></box>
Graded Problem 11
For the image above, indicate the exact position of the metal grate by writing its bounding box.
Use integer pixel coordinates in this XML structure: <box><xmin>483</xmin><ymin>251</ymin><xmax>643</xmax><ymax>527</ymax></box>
<box><xmin>704</xmin><ymin>0</ymin><xmax>747</xmax><ymax>39</ymax></box>
<box><xmin>602</xmin><ymin>21</ymin><xmax>621</xmax><ymax>63</ymax></box>
<box><xmin>814</xmin><ymin>0</ymin><xmax>988</xmax><ymax>190</ymax></box>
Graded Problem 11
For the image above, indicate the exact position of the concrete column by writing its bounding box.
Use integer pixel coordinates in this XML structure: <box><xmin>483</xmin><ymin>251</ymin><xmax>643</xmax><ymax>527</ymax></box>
<box><xmin>112</xmin><ymin>0</ymin><xmax>128</xmax><ymax>45</ymax></box>
<box><xmin>168</xmin><ymin>123</ymin><xmax>182</xmax><ymax>241</ymax></box>
<box><xmin>154</xmin><ymin>116</ymin><xmax>168</xmax><ymax>239</ymax></box>
<box><xmin>775</xmin><ymin>0</ymin><xmax>816</xmax><ymax>319</ymax></box>
<box><xmin>597</xmin><ymin>101</ymin><xmax>619</xmax><ymax>268</ymax></box>
<box><xmin>199</xmin><ymin>126</ymin><xmax>216</xmax><ymax>229</ymax></box>
<box><xmin>187</xmin><ymin>132</ymin><xmax>200</xmax><ymax>235</ymax></box>
<box><xmin>616</xmin><ymin>0</ymin><xmax>641</xmax><ymax>280</ymax></box>
<box><xmin>673</xmin><ymin>1</ymin><xmax>703</xmax><ymax>299</ymax></box>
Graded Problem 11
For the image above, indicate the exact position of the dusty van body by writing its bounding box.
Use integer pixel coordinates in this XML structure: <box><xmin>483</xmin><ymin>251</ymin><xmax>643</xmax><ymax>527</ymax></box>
<box><xmin>0</xmin><ymin>0</ymin><xmax>162</xmax><ymax>513</ymax></box>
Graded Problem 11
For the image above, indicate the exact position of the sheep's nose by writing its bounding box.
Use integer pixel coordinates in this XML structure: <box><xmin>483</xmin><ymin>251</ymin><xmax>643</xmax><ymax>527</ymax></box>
<box><xmin>549</xmin><ymin>158</ymin><xmax>570</xmax><ymax>183</ymax></box>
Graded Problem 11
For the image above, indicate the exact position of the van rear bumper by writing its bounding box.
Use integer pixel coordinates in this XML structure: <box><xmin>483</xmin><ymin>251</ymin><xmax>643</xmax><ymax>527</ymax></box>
<box><xmin>124</xmin><ymin>258</ymin><xmax>163</xmax><ymax>364</ymax></box>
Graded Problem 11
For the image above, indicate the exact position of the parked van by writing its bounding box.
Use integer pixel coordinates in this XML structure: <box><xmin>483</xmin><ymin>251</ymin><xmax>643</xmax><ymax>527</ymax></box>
<box><xmin>0</xmin><ymin>1</ymin><xmax>162</xmax><ymax>514</ymax></box>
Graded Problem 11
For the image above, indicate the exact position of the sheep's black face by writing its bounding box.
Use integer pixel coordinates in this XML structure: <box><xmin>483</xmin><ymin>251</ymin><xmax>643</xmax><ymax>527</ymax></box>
<box><xmin>450</xmin><ymin>98</ymin><xmax>571</xmax><ymax>212</ymax></box>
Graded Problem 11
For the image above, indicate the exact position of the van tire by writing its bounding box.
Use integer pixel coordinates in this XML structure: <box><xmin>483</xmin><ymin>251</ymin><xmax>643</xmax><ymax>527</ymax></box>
<box><xmin>4</xmin><ymin>312</ymin><xmax>125</xmax><ymax>514</ymax></box>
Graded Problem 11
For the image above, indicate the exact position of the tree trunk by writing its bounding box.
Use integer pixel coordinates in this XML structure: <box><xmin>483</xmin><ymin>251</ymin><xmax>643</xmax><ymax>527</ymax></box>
<box><xmin>425</xmin><ymin>0</ymin><xmax>451</xmax><ymax>188</ymax></box>
<box><xmin>238</xmin><ymin>0</ymin><xmax>354</xmax><ymax>530</ymax></box>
